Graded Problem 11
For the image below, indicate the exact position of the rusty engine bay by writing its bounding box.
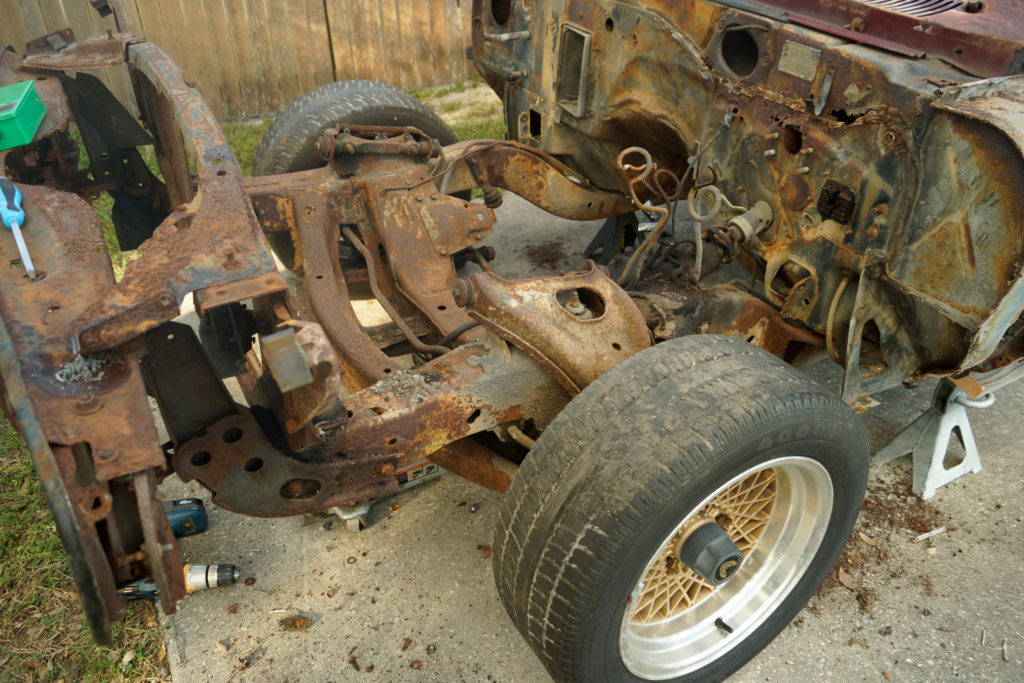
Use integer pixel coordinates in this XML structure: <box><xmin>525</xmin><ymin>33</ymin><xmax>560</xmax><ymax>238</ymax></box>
<box><xmin>1</xmin><ymin>0</ymin><xmax>1023</xmax><ymax>679</ymax></box>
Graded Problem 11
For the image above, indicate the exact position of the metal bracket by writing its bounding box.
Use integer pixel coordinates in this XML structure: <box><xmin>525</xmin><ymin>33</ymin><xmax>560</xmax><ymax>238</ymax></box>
<box><xmin>873</xmin><ymin>379</ymin><xmax>992</xmax><ymax>499</ymax></box>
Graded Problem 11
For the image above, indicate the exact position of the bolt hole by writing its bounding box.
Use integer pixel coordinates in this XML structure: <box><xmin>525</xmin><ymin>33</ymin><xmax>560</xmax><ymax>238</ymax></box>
<box><xmin>467</xmin><ymin>408</ymin><xmax>481</xmax><ymax>424</ymax></box>
<box><xmin>47</xmin><ymin>306</ymin><xmax>60</xmax><ymax>313</ymax></box>
<box><xmin>782</xmin><ymin>126</ymin><xmax>803</xmax><ymax>154</ymax></box>
<box><xmin>347</xmin><ymin>410</ymin><xmax>354</xmax><ymax>418</ymax></box>
<box><xmin>491</xmin><ymin>0</ymin><xmax>511</xmax><ymax>24</ymax></box>
<box><xmin>244</xmin><ymin>457</ymin><xmax>263</xmax><ymax>472</ymax></box>
<box><xmin>383</xmin><ymin>368</ymin><xmax>392</xmax><ymax>374</ymax></box>
<box><xmin>91</xmin><ymin>496</ymin><xmax>103</xmax><ymax>510</ymax></box>
<box><xmin>387</xmin><ymin>438</ymin><xmax>397</xmax><ymax>446</ymax></box>
<box><xmin>437</xmin><ymin>305</ymin><xmax>447</xmax><ymax>311</ymax></box>
<box><xmin>191</xmin><ymin>451</ymin><xmax>211</xmax><ymax>467</ymax></box>
<box><xmin>315</xmin><ymin>275</ymin><xmax>324</xmax><ymax>280</ymax></box>
<box><xmin>280</xmin><ymin>478</ymin><xmax>321</xmax><ymax>500</ymax></box>
<box><xmin>605</xmin><ymin>17</ymin><xmax>614</xmax><ymax>31</ymax></box>
<box><xmin>612</xmin><ymin>342</ymin><xmax>622</xmax><ymax>350</ymax></box>
<box><xmin>216</xmin><ymin>170</ymin><xmax>226</xmax><ymax>177</ymax></box>
<box><xmin>222</xmin><ymin>427</ymin><xmax>243</xmax><ymax>443</ymax></box>
<box><xmin>801</xmin><ymin>298</ymin><xmax>811</xmax><ymax>307</ymax></box>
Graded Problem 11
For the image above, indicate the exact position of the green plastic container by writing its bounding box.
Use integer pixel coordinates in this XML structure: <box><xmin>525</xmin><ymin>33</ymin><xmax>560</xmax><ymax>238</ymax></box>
<box><xmin>0</xmin><ymin>80</ymin><xmax>47</xmax><ymax>152</ymax></box>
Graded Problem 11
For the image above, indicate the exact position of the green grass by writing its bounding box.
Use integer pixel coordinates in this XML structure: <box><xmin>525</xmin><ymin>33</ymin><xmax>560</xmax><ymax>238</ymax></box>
<box><xmin>409</xmin><ymin>75</ymin><xmax>484</xmax><ymax>101</ymax></box>
<box><xmin>0</xmin><ymin>418</ymin><xmax>169</xmax><ymax>682</ymax></box>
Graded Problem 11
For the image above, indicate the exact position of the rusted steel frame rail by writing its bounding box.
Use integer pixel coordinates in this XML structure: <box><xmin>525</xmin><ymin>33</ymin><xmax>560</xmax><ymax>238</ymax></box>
<box><xmin>60</xmin><ymin>39</ymin><xmax>285</xmax><ymax>354</ymax></box>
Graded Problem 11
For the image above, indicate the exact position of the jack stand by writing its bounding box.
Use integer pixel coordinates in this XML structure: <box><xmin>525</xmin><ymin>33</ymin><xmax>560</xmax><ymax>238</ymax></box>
<box><xmin>330</xmin><ymin>502</ymin><xmax>372</xmax><ymax>532</ymax></box>
<box><xmin>873</xmin><ymin>379</ymin><xmax>993</xmax><ymax>499</ymax></box>
<box><xmin>330</xmin><ymin>459</ymin><xmax>445</xmax><ymax>532</ymax></box>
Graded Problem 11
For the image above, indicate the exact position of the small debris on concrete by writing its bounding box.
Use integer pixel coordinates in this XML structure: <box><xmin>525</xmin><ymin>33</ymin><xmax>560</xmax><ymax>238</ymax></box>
<box><xmin>278</xmin><ymin>616</ymin><xmax>312</xmax><ymax>632</ymax></box>
<box><xmin>914</xmin><ymin>526</ymin><xmax>946</xmax><ymax>543</ymax></box>
<box><xmin>426</xmin><ymin>644</ymin><xmax>436</xmax><ymax>655</ymax></box>
<box><xmin>477</xmin><ymin>544</ymin><xmax>493</xmax><ymax>559</ymax></box>
<box><xmin>347</xmin><ymin>556</ymin><xmax>358</xmax><ymax>564</ymax></box>
<box><xmin>323</xmin><ymin>520</ymin><xmax>333</xmax><ymax>531</ymax></box>
<box><xmin>857</xmin><ymin>588</ymin><xmax>876</xmax><ymax>612</ymax></box>
<box><xmin>846</xmin><ymin>637</ymin><xmax>869</xmax><ymax>650</ymax></box>
<box><xmin>858</xmin><ymin>532</ymin><xmax>878</xmax><ymax>547</ymax></box>
<box><xmin>402</xmin><ymin>637</ymin><xmax>412</xmax><ymax>651</ymax></box>
<box><xmin>879</xmin><ymin>625</ymin><xmax>893</xmax><ymax>636</ymax></box>
<box><xmin>1003</xmin><ymin>639</ymin><xmax>1009</xmax><ymax>662</ymax></box>
<box><xmin>348</xmin><ymin>653</ymin><xmax>360</xmax><ymax>671</ymax></box>
<box><xmin>882</xmin><ymin>671</ymin><xmax>891</xmax><ymax>680</ymax></box>
<box><xmin>390</xmin><ymin>503</ymin><xmax>401</xmax><ymax>512</ymax></box>
<box><xmin>838</xmin><ymin>568</ymin><xmax>859</xmax><ymax>591</ymax></box>
<box><xmin>326</xmin><ymin>589</ymin><xmax>334</xmax><ymax>598</ymax></box>
<box><xmin>244</xmin><ymin>577</ymin><xmax>256</xmax><ymax>586</ymax></box>
<box><xmin>469</xmin><ymin>503</ymin><xmax>480</xmax><ymax>513</ymax></box>
<box><xmin>236</xmin><ymin>646</ymin><xmax>265</xmax><ymax>671</ymax></box>
<box><xmin>226</xmin><ymin>603</ymin><xmax>238</xmax><ymax>614</ymax></box>
<box><xmin>410</xmin><ymin>660</ymin><xmax>423</xmax><ymax>670</ymax></box>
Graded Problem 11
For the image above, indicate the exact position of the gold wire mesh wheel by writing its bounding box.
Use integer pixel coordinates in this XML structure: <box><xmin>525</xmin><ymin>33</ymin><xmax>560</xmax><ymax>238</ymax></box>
<box><xmin>629</xmin><ymin>468</ymin><xmax>777</xmax><ymax>623</ymax></box>
<box><xmin>619</xmin><ymin>457</ymin><xmax>833</xmax><ymax>679</ymax></box>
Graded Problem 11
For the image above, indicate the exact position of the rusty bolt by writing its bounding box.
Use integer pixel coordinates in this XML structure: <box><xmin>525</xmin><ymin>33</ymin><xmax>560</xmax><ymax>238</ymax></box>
<box><xmin>451</xmin><ymin>280</ymin><xmax>470</xmax><ymax>308</ymax></box>
<box><xmin>866</xmin><ymin>225</ymin><xmax>879</xmax><ymax>239</ymax></box>
<box><xmin>415</xmin><ymin>194</ymin><xmax>424</xmax><ymax>203</ymax></box>
<box><xmin>763</xmin><ymin>150</ymin><xmax>776</xmax><ymax>158</ymax></box>
<box><xmin>439</xmin><ymin>248</ymin><xmax>448</xmax><ymax>256</ymax></box>
<box><xmin>850</xmin><ymin>17</ymin><xmax>865</xmax><ymax>32</ymax></box>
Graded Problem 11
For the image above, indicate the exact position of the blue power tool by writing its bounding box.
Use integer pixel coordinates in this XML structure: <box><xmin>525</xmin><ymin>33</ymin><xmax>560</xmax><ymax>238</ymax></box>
<box><xmin>163</xmin><ymin>498</ymin><xmax>208</xmax><ymax>537</ymax></box>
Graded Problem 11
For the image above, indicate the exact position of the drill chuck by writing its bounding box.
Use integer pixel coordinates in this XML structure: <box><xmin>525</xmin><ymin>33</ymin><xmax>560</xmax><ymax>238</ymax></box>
<box><xmin>184</xmin><ymin>563</ymin><xmax>241</xmax><ymax>592</ymax></box>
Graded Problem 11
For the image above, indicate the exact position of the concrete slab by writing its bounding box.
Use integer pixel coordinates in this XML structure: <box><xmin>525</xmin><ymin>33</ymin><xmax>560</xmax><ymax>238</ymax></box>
<box><xmin>160</xmin><ymin>196</ymin><xmax>1024</xmax><ymax>681</ymax></box>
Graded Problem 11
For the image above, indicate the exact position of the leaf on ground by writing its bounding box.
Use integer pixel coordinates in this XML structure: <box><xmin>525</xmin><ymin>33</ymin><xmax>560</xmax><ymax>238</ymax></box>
<box><xmin>838</xmin><ymin>567</ymin><xmax>859</xmax><ymax>591</ymax></box>
<box><xmin>859</xmin><ymin>532</ymin><xmax>878</xmax><ymax>547</ymax></box>
<box><xmin>846</xmin><ymin>637</ymin><xmax>869</xmax><ymax>650</ymax></box>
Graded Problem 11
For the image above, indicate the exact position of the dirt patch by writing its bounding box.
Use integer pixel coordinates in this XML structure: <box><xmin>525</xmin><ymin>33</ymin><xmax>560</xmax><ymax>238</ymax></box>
<box><xmin>523</xmin><ymin>240</ymin><xmax>568</xmax><ymax>270</ymax></box>
<box><xmin>278</xmin><ymin>616</ymin><xmax>312</xmax><ymax>632</ymax></box>
<box><xmin>815</xmin><ymin>476</ymin><xmax>950</xmax><ymax>610</ymax></box>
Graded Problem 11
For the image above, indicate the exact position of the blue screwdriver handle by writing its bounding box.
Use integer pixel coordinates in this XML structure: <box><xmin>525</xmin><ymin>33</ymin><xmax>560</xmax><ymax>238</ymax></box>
<box><xmin>0</xmin><ymin>177</ymin><xmax>25</xmax><ymax>229</ymax></box>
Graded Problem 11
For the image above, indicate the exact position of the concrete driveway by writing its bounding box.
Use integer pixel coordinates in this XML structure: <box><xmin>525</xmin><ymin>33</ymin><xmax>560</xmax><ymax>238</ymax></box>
<box><xmin>159</xmin><ymin>196</ymin><xmax>1023</xmax><ymax>682</ymax></box>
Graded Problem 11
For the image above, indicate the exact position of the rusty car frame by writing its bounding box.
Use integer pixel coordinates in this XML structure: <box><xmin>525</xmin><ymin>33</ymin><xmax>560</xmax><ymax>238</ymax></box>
<box><xmin>1</xmin><ymin>0</ymin><xmax>1022</xmax><ymax>680</ymax></box>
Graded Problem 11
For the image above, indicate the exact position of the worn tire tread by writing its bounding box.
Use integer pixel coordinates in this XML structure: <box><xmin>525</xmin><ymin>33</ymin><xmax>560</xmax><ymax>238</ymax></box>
<box><xmin>493</xmin><ymin>335</ymin><xmax>868</xmax><ymax>681</ymax></box>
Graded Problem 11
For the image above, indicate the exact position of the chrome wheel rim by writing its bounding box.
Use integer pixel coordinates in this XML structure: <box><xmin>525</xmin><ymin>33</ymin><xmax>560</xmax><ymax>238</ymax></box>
<box><xmin>619</xmin><ymin>456</ymin><xmax>834</xmax><ymax>680</ymax></box>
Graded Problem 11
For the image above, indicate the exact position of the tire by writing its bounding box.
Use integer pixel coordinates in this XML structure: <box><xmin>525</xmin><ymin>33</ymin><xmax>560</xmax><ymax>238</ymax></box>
<box><xmin>493</xmin><ymin>334</ymin><xmax>868</xmax><ymax>682</ymax></box>
<box><xmin>253</xmin><ymin>80</ymin><xmax>460</xmax><ymax>268</ymax></box>
<box><xmin>252</xmin><ymin>79</ymin><xmax>458</xmax><ymax>176</ymax></box>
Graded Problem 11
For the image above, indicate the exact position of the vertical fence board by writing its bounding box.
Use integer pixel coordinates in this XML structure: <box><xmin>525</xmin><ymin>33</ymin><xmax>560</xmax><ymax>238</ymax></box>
<box><xmin>324</xmin><ymin>0</ymin><xmax>356</xmax><ymax>81</ymax></box>
<box><xmin>378</xmin><ymin>0</ymin><xmax>402</xmax><ymax>87</ymax></box>
<box><xmin>0</xmin><ymin>0</ymin><xmax>32</xmax><ymax>51</ymax></box>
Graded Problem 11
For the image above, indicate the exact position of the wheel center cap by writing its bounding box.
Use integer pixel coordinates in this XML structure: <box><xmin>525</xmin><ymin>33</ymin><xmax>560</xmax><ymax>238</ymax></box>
<box><xmin>678</xmin><ymin>522</ymin><xmax>744</xmax><ymax>586</ymax></box>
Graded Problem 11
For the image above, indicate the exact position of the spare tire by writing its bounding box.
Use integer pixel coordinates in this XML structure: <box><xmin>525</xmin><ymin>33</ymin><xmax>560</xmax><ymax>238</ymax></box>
<box><xmin>253</xmin><ymin>79</ymin><xmax>458</xmax><ymax>176</ymax></box>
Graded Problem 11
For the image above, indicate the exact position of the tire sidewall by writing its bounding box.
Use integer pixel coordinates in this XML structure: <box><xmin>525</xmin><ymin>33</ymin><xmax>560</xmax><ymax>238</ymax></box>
<box><xmin>581</xmin><ymin>407</ymin><xmax>867</xmax><ymax>682</ymax></box>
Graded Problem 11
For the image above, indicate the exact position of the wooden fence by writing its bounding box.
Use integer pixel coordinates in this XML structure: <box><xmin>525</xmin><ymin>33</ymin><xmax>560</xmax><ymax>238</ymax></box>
<box><xmin>0</xmin><ymin>0</ymin><xmax>476</xmax><ymax>119</ymax></box>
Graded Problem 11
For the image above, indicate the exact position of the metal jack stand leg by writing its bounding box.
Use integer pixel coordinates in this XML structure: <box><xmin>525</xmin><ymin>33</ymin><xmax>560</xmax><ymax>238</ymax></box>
<box><xmin>873</xmin><ymin>379</ymin><xmax>993</xmax><ymax>499</ymax></box>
